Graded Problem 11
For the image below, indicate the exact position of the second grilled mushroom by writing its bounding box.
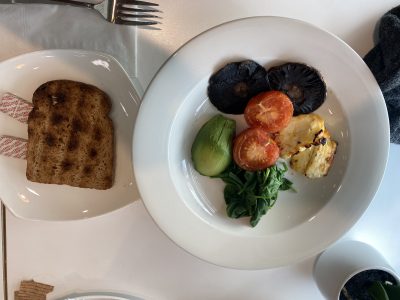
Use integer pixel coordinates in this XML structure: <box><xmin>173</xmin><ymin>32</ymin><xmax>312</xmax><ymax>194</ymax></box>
<box><xmin>266</xmin><ymin>62</ymin><xmax>327</xmax><ymax>115</ymax></box>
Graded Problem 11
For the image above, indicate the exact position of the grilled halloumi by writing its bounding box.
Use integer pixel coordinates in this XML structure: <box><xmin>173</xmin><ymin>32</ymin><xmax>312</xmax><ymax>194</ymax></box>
<box><xmin>275</xmin><ymin>113</ymin><xmax>326</xmax><ymax>159</ymax></box>
<box><xmin>289</xmin><ymin>146</ymin><xmax>314</xmax><ymax>174</ymax></box>
<box><xmin>290</xmin><ymin>135</ymin><xmax>337</xmax><ymax>178</ymax></box>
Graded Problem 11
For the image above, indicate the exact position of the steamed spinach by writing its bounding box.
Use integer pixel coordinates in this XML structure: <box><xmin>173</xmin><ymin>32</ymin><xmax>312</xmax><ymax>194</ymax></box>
<box><xmin>215</xmin><ymin>163</ymin><xmax>293</xmax><ymax>227</ymax></box>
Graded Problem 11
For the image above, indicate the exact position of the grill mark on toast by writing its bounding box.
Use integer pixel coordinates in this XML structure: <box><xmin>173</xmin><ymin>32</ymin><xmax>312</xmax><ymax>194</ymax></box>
<box><xmin>55</xmin><ymin>86</ymin><xmax>80</xmax><ymax>186</ymax></box>
<box><xmin>79</xmin><ymin>111</ymin><xmax>111</xmax><ymax>188</ymax></box>
<box><xmin>27</xmin><ymin>95</ymin><xmax>55</xmax><ymax>181</ymax></box>
<box><xmin>71</xmin><ymin>87</ymin><xmax>89</xmax><ymax>187</ymax></box>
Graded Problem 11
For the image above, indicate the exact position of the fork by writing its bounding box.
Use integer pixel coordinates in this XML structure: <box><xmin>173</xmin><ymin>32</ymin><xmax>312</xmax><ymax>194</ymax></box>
<box><xmin>9</xmin><ymin>0</ymin><xmax>161</xmax><ymax>26</ymax></box>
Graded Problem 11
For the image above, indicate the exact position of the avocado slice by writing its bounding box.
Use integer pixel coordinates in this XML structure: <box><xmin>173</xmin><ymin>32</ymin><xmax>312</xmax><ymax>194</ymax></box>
<box><xmin>191</xmin><ymin>114</ymin><xmax>236</xmax><ymax>176</ymax></box>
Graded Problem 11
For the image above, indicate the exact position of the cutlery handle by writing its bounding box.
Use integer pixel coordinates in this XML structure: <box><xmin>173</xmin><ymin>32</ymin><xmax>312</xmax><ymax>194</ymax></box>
<box><xmin>1</xmin><ymin>0</ymin><xmax>104</xmax><ymax>6</ymax></box>
<box><xmin>70</xmin><ymin>0</ymin><xmax>104</xmax><ymax>3</ymax></box>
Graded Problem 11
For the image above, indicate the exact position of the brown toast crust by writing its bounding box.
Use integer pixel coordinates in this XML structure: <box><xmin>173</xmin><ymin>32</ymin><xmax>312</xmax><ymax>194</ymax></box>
<box><xmin>26</xmin><ymin>80</ymin><xmax>114</xmax><ymax>190</ymax></box>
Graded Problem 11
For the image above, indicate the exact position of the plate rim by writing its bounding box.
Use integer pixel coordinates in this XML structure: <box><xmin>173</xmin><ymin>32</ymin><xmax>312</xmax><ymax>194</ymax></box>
<box><xmin>56</xmin><ymin>291</ymin><xmax>144</xmax><ymax>300</ymax></box>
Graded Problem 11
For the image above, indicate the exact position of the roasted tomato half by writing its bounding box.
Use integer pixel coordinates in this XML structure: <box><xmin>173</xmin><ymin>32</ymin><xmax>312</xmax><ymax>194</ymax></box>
<box><xmin>233</xmin><ymin>127</ymin><xmax>279</xmax><ymax>171</ymax></box>
<box><xmin>244</xmin><ymin>90</ymin><xmax>293</xmax><ymax>133</ymax></box>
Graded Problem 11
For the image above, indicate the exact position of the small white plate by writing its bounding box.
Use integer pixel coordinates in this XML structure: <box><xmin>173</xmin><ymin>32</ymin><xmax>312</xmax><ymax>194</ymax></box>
<box><xmin>133</xmin><ymin>17</ymin><xmax>390</xmax><ymax>269</ymax></box>
<box><xmin>58</xmin><ymin>292</ymin><xmax>143</xmax><ymax>300</ymax></box>
<box><xmin>0</xmin><ymin>49</ymin><xmax>141</xmax><ymax>221</ymax></box>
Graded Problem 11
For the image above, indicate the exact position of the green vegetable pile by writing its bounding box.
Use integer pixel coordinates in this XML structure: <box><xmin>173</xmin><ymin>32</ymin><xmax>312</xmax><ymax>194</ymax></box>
<box><xmin>191</xmin><ymin>114</ymin><xmax>294</xmax><ymax>227</ymax></box>
<box><xmin>215</xmin><ymin>163</ymin><xmax>293</xmax><ymax>227</ymax></box>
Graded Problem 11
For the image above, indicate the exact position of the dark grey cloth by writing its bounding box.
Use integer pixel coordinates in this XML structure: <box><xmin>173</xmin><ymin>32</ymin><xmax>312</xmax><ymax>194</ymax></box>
<box><xmin>364</xmin><ymin>6</ymin><xmax>400</xmax><ymax>144</ymax></box>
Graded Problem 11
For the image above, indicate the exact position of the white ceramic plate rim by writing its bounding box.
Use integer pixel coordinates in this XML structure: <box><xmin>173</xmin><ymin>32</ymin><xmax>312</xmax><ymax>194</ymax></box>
<box><xmin>0</xmin><ymin>49</ymin><xmax>141</xmax><ymax>221</ymax></box>
<box><xmin>58</xmin><ymin>292</ymin><xmax>143</xmax><ymax>300</ymax></box>
<box><xmin>133</xmin><ymin>16</ymin><xmax>389</xmax><ymax>269</ymax></box>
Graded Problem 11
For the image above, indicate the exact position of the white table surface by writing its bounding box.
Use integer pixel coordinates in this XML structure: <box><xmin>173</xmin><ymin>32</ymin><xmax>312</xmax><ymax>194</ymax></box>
<box><xmin>4</xmin><ymin>0</ymin><xmax>400</xmax><ymax>299</ymax></box>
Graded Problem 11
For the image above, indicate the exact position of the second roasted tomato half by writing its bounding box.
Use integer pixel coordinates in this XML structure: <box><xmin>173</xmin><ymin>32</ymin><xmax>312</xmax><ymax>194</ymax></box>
<box><xmin>233</xmin><ymin>127</ymin><xmax>279</xmax><ymax>171</ymax></box>
<box><xmin>244</xmin><ymin>90</ymin><xmax>294</xmax><ymax>133</ymax></box>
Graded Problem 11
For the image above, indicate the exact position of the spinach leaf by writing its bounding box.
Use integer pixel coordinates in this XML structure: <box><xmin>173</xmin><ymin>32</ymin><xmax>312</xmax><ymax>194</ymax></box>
<box><xmin>215</xmin><ymin>162</ymin><xmax>293</xmax><ymax>227</ymax></box>
<box><xmin>280</xmin><ymin>178</ymin><xmax>294</xmax><ymax>191</ymax></box>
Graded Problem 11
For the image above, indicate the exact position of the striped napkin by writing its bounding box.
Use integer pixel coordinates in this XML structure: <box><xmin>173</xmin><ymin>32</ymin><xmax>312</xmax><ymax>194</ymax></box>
<box><xmin>0</xmin><ymin>93</ymin><xmax>32</xmax><ymax>159</ymax></box>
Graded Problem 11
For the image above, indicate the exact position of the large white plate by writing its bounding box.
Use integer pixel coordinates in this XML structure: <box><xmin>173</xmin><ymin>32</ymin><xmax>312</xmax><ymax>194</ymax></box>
<box><xmin>133</xmin><ymin>17</ymin><xmax>389</xmax><ymax>269</ymax></box>
<box><xmin>0</xmin><ymin>49</ymin><xmax>141</xmax><ymax>220</ymax></box>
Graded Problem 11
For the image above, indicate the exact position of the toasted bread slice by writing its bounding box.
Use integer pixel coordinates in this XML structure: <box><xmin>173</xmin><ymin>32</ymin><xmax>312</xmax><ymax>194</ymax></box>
<box><xmin>26</xmin><ymin>80</ymin><xmax>114</xmax><ymax>190</ymax></box>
